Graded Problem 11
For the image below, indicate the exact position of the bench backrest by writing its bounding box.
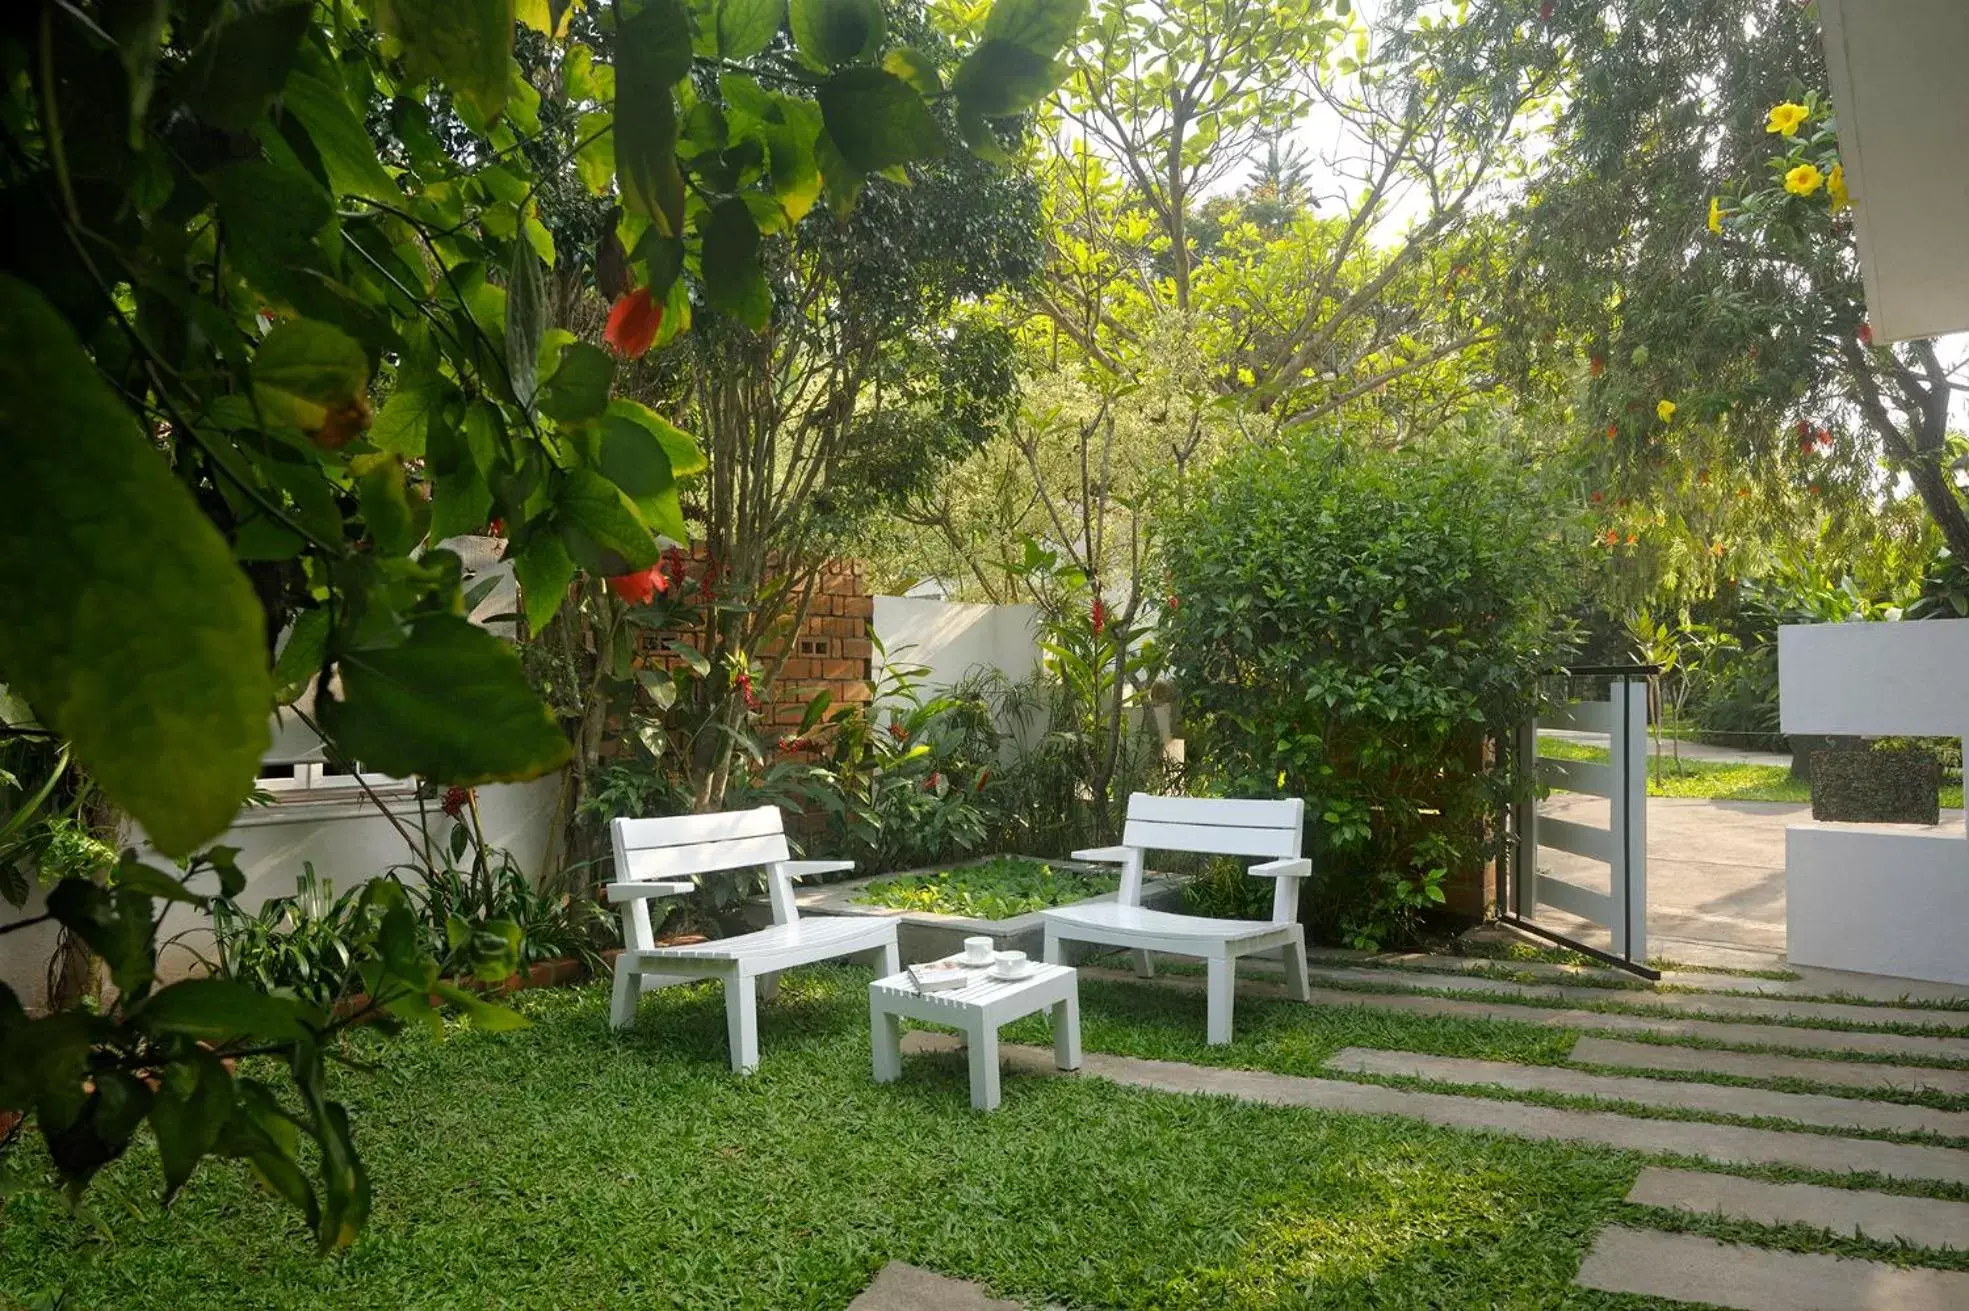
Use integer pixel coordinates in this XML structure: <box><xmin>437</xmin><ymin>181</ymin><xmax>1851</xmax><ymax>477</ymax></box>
<box><xmin>610</xmin><ymin>806</ymin><xmax>792</xmax><ymax>884</ymax></box>
<box><xmin>1121</xmin><ymin>793</ymin><xmax>1304</xmax><ymax>860</ymax></box>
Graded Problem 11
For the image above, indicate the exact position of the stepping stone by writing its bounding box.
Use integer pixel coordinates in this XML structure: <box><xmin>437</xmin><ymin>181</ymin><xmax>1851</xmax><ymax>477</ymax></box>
<box><xmin>1573</xmin><ymin>1225</ymin><xmax>1969</xmax><ymax>1310</ymax></box>
<box><xmin>1298</xmin><ymin>964</ymin><xmax>1969</xmax><ymax>1031</ymax></box>
<box><xmin>1571</xmin><ymin>1037</ymin><xmax>1969</xmax><ymax>1097</ymax></box>
<box><xmin>906</xmin><ymin>1034</ymin><xmax>1969</xmax><ymax>1183</ymax></box>
<box><xmin>1323</xmin><ymin>1048</ymin><xmax>1969</xmax><ymax>1139</ymax></box>
<box><xmin>846</xmin><ymin>1262</ymin><xmax>1023</xmax><ymax>1311</ymax></box>
<box><xmin>1086</xmin><ymin>967</ymin><xmax>1969</xmax><ymax>1061</ymax></box>
<box><xmin>1626</xmin><ymin>1167</ymin><xmax>1969</xmax><ymax>1250</ymax></box>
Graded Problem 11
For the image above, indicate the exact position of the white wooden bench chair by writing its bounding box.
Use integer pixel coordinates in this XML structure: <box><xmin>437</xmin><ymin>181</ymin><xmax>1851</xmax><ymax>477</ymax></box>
<box><xmin>1041</xmin><ymin>793</ymin><xmax>1312</xmax><ymax>1045</ymax></box>
<box><xmin>606</xmin><ymin>807</ymin><xmax>899</xmax><ymax>1073</ymax></box>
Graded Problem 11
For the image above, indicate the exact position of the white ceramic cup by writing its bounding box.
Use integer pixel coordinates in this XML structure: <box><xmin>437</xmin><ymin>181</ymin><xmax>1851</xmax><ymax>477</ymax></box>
<box><xmin>993</xmin><ymin>949</ymin><xmax>1031</xmax><ymax>977</ymax></box>
<box><xmin>962</xmin><ymin>936</ymin><xmax>994</xmax><ymax>965</ymax></box>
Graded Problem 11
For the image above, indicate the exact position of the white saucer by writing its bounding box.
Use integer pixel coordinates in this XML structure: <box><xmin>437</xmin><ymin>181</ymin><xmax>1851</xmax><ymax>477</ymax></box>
<box><xmin>989</xmin><ymin>965</ymin><xmax>1036</xmax><ymax>982</ymax></box>
<box><xmin>960</xmin><ymin>956</ymin><xmax>994</xmax><ymax>969</ymax></box>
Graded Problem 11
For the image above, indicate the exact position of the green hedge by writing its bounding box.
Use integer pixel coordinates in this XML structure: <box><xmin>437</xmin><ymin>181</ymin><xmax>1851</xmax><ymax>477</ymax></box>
<box><xmin>1811</xmin><ymin>747</ymin><xmax>1941</xmax><ymax>824</ymax></box>
<box><xmin>1164</xmin><ymin>435</ymin><xmax>1582</xmax><ymax>948</ymax></box>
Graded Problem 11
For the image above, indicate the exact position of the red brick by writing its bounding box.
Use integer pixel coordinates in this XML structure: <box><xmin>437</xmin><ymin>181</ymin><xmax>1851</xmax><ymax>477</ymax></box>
<box><xmin>819</xmin><ymin>658</ymin><xmax>860</xmax><ymax>680</ymax></box>
<box><xmin>841</xmin><ymin>594</ymin><xmax>875</xmax><ymax>619</ymax></box>
<box><xmin>840</xmin><ymin>637</ymin><xmax>872</xmax><ymax>659</ymax></box>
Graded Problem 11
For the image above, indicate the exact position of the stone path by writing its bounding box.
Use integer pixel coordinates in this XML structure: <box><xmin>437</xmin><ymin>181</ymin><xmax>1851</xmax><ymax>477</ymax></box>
<box><xmin>1573</xmin><ymin>1226</ymin><xmax>1969</xmax><ymax>1310</ymax></box>
<box><xmin>846</xmin><ymin>1262</ymin><xmax>1025</xmax><ymax>1311</ymax></box>
<box><xmin>1570</xmin><ymin>1036</ymin><xmax>1969</xmax><ymax>1096</ymax></box>
<box><xmin>1625</xmin><ymin>1167</ymin><xmax>1969</xmax><ymax>1250</ymax></box>
<box><xmin>1324</xmin><ymin>1047</ymin><xmax>1969</xmax><ymax>1138</ymax></box>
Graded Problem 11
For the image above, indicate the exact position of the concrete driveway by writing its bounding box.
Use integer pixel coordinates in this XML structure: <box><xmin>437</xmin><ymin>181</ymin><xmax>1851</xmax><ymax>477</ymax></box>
<box><xmin>1529</xmin><ymin>794</ymin><xmax>1966</xmax><ymax>962</ymax></box>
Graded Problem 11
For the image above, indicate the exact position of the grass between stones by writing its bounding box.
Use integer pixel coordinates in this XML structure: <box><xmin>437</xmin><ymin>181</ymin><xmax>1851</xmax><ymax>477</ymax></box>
<box><xmin>3</xmin><ymin>968</ymin><xmax>1665</xmax><ymax>1311</ymax></box>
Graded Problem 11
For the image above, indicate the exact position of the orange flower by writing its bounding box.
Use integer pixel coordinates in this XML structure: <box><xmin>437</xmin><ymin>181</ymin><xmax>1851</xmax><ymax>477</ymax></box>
<box><xmin>604</xmin><ymin>286</ymin><xmax>664</xmax><ymax>358</ymax></box>
<box><xmin>608</xmin><ymin>563</ymin><xmax>668</xmax><ymax>605</ymax></box>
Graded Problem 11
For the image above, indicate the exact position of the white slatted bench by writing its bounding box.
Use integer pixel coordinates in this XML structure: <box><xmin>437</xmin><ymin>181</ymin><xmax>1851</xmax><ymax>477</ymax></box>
<box><xmin>1041</xmin><ymin>793</ymin><xmax>1312</xmax><ymax>1045</ymax></box>
<box><xmin>606</xmin><ymin>807</ymin><xmax>899</xmax><ymax>1073</ymax></box>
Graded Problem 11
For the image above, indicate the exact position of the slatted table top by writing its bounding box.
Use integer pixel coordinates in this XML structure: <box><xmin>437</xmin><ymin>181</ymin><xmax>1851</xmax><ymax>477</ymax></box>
<box><xmin>869</xmin><ymin>956</ymin><xmax>1075</xmax><ymax>1010</ymax></box>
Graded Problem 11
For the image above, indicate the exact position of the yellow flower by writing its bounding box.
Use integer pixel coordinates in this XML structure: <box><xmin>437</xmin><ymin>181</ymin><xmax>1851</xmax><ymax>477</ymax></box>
<box><xmin>1827</xmin><ymin>162</ymin><xmax>1849</xmax><ymax>210</ymax></box>
<box><xmin>1656</xmin><ymin>399</ymin><xmax>1677</xmax><ymax>423</ymax></box>
<box><xmin>1707</xmin><ymin>196</ymin><xmax>1724</xmax><ymax>234</ymax></box>
<box><xmin>1784</xmin><ymin>163</ymin><xmax>1824</xmax><ymax>196</ymax></box>
<box><xmin>1765</xmin><ymin>102</ymin><xmax>1810</xmax><ymax>137</ymax></box>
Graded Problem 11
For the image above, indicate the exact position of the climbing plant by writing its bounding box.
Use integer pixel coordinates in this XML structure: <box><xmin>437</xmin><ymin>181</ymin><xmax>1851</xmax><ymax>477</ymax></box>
<box><xmin>0</xmin><ymin>0</ymin><xmax>1082</xmax><ymax>1249</ymax></box>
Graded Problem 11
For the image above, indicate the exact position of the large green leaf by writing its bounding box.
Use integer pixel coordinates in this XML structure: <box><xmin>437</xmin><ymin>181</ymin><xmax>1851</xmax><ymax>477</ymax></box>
<box><xmin>699</xmin><ymin>197</ymin><xmax>771</xmax><ymax>329</ymax></box>
<box><xmin>982</xmin><ymin>0</ymin><xmax>1086</xmax><ymax>55</ymax></box>
<box><xmin>137</xmin><ymin>979</ymin><xmax>313</xmax><ymax>1042</ymax></box>
<box><xmin>0</xmin><ymin>276</ymin><xmax>272</xmax><ymax>856</ymax></box>
<box><xmin>789</xmin><ymin>0</ymin><xmax>885</xmax><ymax>67</ymax></box>
<box><xmin>370</xmin><ymin>0</ymin><xmax>515</xmax><ymax>124</ymax></box>
<box><xmin>818</xmin><ymin>68</ymin><xmax>945</xmax><ymax>173</ymax></box>
<box><xmin>556</xmin><ymin>468</ymin><xmax>664</xmax><ymax>571</ymax></box>
<box><xmin>320</xmin><ymin>615</ymin><xmax>570</xmax><ymax>784</ymax></box>
<box><xmin>280</xmin><ymin>72</ymin><xmax>402</xmax><ymax>206</ymax></box>
<box><xmin>177</xmin><ymin>2</ymin><xmax>312</xmax><ymax>130</ymax></box>
<box><xmin>715</xmin><ymin>0</ymin><xmax>784</xmax><ymax>59</ymax></box>
<box><xmin>598</xmin><ymin>410</ymin><xmax>688</xmax><ymax>541</ymax></box>
<box><xmin>369</xmin><ymin>377</ymin><xmax>453</xmax><ymax>458</ymax></box>
<box><xmin>252</xmin><ymin>319</ymin><xmax>370</xmax><ymax>434</ymax></box>
<box><xmin>513</xmin><ymin>535</ymin><xmax>577</xmax><ymax>631</ymax></box>
<box><xmin>505</xmin><ymin>236</ymin><xmax>546</xmax><ymax>407</ymax></box>
<box><xmin>149</xmin><ymin>1051</ymin><xmax>235</xmax><ymax>1204</ymax></box>
<box><xmin>615</xmin><ymin>0</ymin><xmax>691</xmax><ymax>237</ymax></box>
<box><xmin>605</xmin><ymin>399</ymin><xmax>706</xmax><ymax>475</ymax></box>
<box><xmin>951</xmin><ymin>38</ymin><xmax>1064</xmax><ymax>118</ymax></box>
<box><xmin>539</xmin><ymin>342</ymin><xmax>616</xmax><ymax>426</ymax></box>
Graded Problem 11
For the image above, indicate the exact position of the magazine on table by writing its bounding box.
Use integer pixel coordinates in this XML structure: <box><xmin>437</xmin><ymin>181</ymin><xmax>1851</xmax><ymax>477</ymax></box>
<box><xmin>906</xmin><ymin>959</ymin><xmax>975</xmax><ymax>993</ymax></box>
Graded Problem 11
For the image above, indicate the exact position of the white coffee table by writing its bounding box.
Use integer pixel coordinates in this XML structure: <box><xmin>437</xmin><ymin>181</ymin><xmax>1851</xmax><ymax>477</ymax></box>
<box><xmin>868</xmin><ymin>957</ymin><xmax>1082</xmax><ymax>1111</ymax></box>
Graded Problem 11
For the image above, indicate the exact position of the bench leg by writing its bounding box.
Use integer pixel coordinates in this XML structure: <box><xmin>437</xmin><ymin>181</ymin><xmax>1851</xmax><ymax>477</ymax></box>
<box><xmin>1205</xmin><ymin>956</ymin><xmax>1235</xmax><ymax>1045</ymax></box>
<box><xmin>759</xmin><ymin>971</ymin><xmax>780</xmax><ymax>1002</ymax></box>
<box><xmin>725</xmin><ymin>974</ymin><xmax>760</xmax><ymax>1074</ymax></box>
<box><xmin>1052</xmin><ymin>992</ymin><xmax>1082</xmax><ymax>1071</ymax></box>
<box><xmin>1282</xmin><ymin>934</ymin><xmax>1310</xmax><ymax>1002</ymax></box>
<box><xmin>871</xmin><ymin>1002</ymin><xmax>903</xmax><ymax>1084</ymax></box>
<box><xmin>1132</xmin><ymin>949</ymin><xmax>1155</xmax><ymax>979</ymax></box>
<box><xmin>609</xmin><ymin>958</ymin><xmax>641</xmax><ymax>1029</ymax></box>
<box><xmin>967</xmin><ymin>1021</ymin><xmax>1002</xmax><ymax>1111</ymax></box>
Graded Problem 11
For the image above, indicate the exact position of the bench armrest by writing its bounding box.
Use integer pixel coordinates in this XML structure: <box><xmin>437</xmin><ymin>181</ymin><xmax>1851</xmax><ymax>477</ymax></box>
<box><xmin>1069</xmin><ymin>846</ymin><xmax>1134</xmax><ymax>864</ymax></box>
<box><xmin>773</xmin><ymin>859</ymin><xmax>855</xmax><ymax>881</ymax></box>
<box><xmin>605</xmin><ymin>880</ymin><xmax>694</xmax><ymax>903</ymax></box>
<box><xmin>1248</xmin><ymin>857</ymin><xmax>1312</xmax><ymax>880</ymax></box>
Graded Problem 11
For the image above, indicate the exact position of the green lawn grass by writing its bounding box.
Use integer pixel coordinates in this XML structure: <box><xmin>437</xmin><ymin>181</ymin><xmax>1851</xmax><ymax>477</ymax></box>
<box><xmin>854</xmin><ymin>856</ymin><xmax>1120</xmax><ymax>919</ymax></box>
<box><xmin>0</xmin><ymin>970</ymin><xmax>1667</xmax><ymax>1311</ymax></box>
<box><xmin>1537</xmin><ymin>737</ymin><xmax>1965</xmax><ymax>808</ymax></box>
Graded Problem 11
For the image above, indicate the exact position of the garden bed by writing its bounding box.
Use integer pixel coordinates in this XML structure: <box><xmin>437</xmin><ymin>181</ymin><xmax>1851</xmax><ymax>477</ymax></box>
<box><xmin>785</xmin><ymin>854</ymin><xmax>1186</xmax><ymax>964</ymax></box>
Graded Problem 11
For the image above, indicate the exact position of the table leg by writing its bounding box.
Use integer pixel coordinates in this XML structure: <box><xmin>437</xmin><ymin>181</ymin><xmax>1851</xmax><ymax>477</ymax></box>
<box><xmin>1052</xmin><ymin>992</ymin><xmax>1082</xmax><ymax>1071</ymax></box>
<box><xmin>967</xmin><ymin>1021</ymin><xmax>1002</xmax><ymax>1112</ymax></box>
<box><xmin>871</xmin><ymin>1000</ymin><xmax>903</xmax><ymax>1084</ymax></box>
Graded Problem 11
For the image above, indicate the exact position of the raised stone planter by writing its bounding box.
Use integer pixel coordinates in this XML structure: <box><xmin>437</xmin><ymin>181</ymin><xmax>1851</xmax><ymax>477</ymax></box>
<box><xmin>1811</xmin><ymin>745</ymin><xmax>1941</xmax><ymax>824</ymax></box>
<box><xmin>772</xmin><ymin>856</ymin><xmax>1188</xmax><ymax>965</ymax></box>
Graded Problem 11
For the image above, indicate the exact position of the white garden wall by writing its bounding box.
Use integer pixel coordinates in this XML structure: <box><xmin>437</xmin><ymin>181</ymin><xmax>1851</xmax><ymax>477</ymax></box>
<box><xmin>1778</xmin><ymin>617</ymin><xmax>1969</xmax><ymax>984</ymax></box>
<box><xmin>871</xmin><ymin>596</ymin><xmax>1039</xmax><ymax>697</ymax></box>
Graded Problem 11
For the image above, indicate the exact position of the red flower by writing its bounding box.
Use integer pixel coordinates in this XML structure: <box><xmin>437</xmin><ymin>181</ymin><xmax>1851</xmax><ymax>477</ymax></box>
<box><xmin>1795</xmin><ymin>420</ymin><xmax>1810</xmax><ymax>438</ymax></box>
<box><xmin>888</xmin><ymin>721</ymin><xmax>907</xmax><ymax>741</ymax></box>
<box><xmin>926</xmin><ymin>771</ymin><xmax>942</xmax><ymax>792</ymax></box>
<box><xmin>1090</xmin><ymin>598</ymin><xmax>1107</xmax><ymax>637</ymax></box>
<box><xmin>1602</xmin><ymin>529</ymin><xmax>1620</xmax><ymax>546</ymax></box>
<box><xmin>441</xmin><ymin>785</ymin><xmax>470</xmax><ymax>819</ymax></box>
<box><xmin>1605</xmin><ymin>423</ymin><xmax>1617</xmax><ymax>440</ymax></box>
<box><xmin>1808</xmin><ymin>483</ymin><xmax>1822</xmax><ymax>496</ymax></box>
<box><xmin>1815</xmin><ymin>428</ymin><xmax>1831</xmax><ymax>445</ymax></box>
<box><xmin>608</xmin><ymin>563</ymin><xmax>668</xmax><ymax>606</ymax></box>
<box><xmin>1589</xmin><ymin>490</ymin><xmax>1604</xmax><ymax>503</ymax></box>
<box><xmin>604</xmin><ymin>286</ymin><xmax>664</xmax><ymax>359</ymax></box>
<box><xmin>734</xmin><ymin>670</ymin><xmax>757</xmax><ymax>707</ymax></box>
<box><xmin>1624</xmin><ymin>533</ymin><xmax>1638</xmax><ymax>545</ymax></box>
<box><xmin>1588</xmin><ymin>356</ymin><xmax>1604</xmax><ymax>376</ymax></box>
<box><xmin>486</xmin><ymin>517</ymin><xmax>505</xmax><ymax>536</ymax></box>
<box><xmin>660</xmin><ymin>545</ymin><xmax>689</xmax><ymax>592</ymax></box>
<box><xmin>1166</xmin><ymin>592</ymin><xmax>1180</xmax><ymax>612</ymax></box>
<box><xmin>1858</xmin><ymin>323</ymin><xmax>1873</xmax><ymax>346</ymax></box>
<box><xmin>973</xmin><ymin>768</ymin><xmax>991</xmax><ymax>792</ymax></box>
<box><xmin>1539</xmin><ymin>1</ymin><xmax>1554</xmax><ymax>22</ymax></box>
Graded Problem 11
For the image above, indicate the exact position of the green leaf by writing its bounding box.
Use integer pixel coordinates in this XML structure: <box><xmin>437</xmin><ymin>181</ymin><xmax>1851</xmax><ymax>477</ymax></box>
<box><xmin>0</xmin><ymin>276</ymin><xmax>272</xmax><ymax>856</ymax></box>
<box><xmin>505</xmin><ymin>237</ymin><xmax>547</xmax><ymax>408</ymax></box>
<box><xmin>699</xmin><ymin>197</ymin><xmax>771</xmax><ymax>329</ymax></box>
<box><xmin>137</xmin><ymin>979</ymin><xmax>312</xmax><ymax>1042</ymax></box>
<box><xmin>514</xmin><ymin>535</ymin><xmax>577</xmax><ymax>631</ymax></box>
<box><xmin>370</xmin><ymin>379</ymin><xmax>452</xmax><ymax>458</ymax></box>
<box><xmin>615</xmin><ymin>0</ymin><xmax>691</xmax><ymax>237</ymax></box>
<box><xmin>371</xmin><ymin>0</ymin><xmax>515</xmax><ymax>124</ymax></box>
<box><xmin>557</xmin><ymin>468</ymin><xmax>664</xmax><ymax>572</ymax></box>
<box><xmin>981</xmin><ymin>0</ymin><xmax>1086</xmax><ymax>56</ymax></box>
<box><xmin>952</xmin><ymin>38</ymin><xmax>1064</xmax><ymax>118</ymax></box>
<box><xmin>115</xmin><ymin>861</ymin><xmax>205</xmax><ymax>906</ymax></box>
<box><xmin>605</xmin><ymin>399</ymin><xmax>706</xmax><ymax>475</ymax></box>
<box><xmin>281</xmin><ymin>72</ymin><xmax>402</xmax><ymax>205</ymax></box>
<box><xmin>355</xmin><ymin>455</ymin><xmax>428</xmax><ymax>556</ymax></box>
<box><xmin>575</xmin><ymin>112</ymin><xmax>615</xmax><ymax>194</ymax></box>
<box><xmin>598</xmin><ymin>411</ymin><xmax>687</xmax><ymax>541</ymax></box>
<box><xmin>715</xmin><ymin>0</ymin><xmax>784</xmax><ymax>59</ymax></box>
<box><xmin>320</xmin><ymin>615</ymin><xmax>571</xmax><ymax>784</ymax></box>
<box><xmin>273</xmin><ymin>608</ymin><xmax>330</xmax><ymax>704</ymax></box>
<box><xmin>48</xmin><ymin>881</ymin><xmax>156</xmax><ymax>995</ymax></box>
<box><xmin>201</xmin><ymin>159</ymin><xmax>333</xmax><ymax>262</ymax></box>
<box><xmin>540</xmin><ymin>342</ymin><xmax>615</xmax><ymax>426</ymax></box>
<box><xmin>150</xmin><ymin>1051</ymin><xmax>235</xmax><ymax>1204</ymax></box>
<box><xmin>431</xmin><ymin>981</ymin><xmax>532</xmax><ymax>1032</ymax></box>
<box><xmin>789</xmin><ymin>0</ymin><xmax>886</xmax><ymax>67</ymax></box>
<box><xmin>177</xmin><ymin>2</ymin><xmax>312</xmax><ymax>130</ymax></box>
<box><xmin>252</xmin><ymin>319</ymin><xmax>370</xmax><ymax>434</ymax></box>
<box><xmin>818</xmin><ymin>68</ymin><xmax>945</xmax><ymax>174</ymax></box>
<box><xmin>882</xmin><ymin>47</ymin><xmax>944</xmax><ymax>94</ymax></box>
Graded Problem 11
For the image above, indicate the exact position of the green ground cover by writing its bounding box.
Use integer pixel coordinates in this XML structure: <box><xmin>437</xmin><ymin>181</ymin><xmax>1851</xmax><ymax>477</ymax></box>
<box><xmin>2</xmin><ymin>969</ymin><xmax>1664</xmax><ymax>1311</ymax></box>
<box><xmin>853</xmin><ymin>856</ymin><xmax>1119</xmax><ymax>919</ymax></box>
<box><xmin>1536</xmin><ymin>737</ymin><xmax>1965</xmax><ymax>808</ymax></box>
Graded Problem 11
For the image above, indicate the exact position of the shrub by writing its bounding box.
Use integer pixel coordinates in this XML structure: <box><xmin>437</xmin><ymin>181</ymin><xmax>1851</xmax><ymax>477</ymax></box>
<box><xmin>1164</xmin><ymin>435</ymin><xmax>1582</xmax><ymax>948</ymax></box>
<box><xmin>854</xmin><ymin>857</ymin><xmax>1119</xmax><ymax>919</ymax></box>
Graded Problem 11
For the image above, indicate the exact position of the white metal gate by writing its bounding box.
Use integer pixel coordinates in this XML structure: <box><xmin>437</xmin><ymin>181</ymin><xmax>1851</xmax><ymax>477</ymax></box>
<box><xmin>1507</xmin><ymin>669</ymin><xmax>1654</xmax><ymax>977</ymax></box>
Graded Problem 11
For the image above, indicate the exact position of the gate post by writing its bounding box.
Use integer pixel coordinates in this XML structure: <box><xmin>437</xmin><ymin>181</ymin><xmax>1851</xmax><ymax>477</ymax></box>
<box><xmin>1511</xmin><ymin>716</ymin><xmax>1539</xmax><ymax>919</ymax></box>
<box><xmin>1610</xmin><ymin>676</ymin><xmax>1650</xmax><ymax>964</ymax></box>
